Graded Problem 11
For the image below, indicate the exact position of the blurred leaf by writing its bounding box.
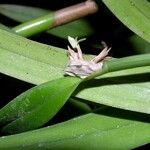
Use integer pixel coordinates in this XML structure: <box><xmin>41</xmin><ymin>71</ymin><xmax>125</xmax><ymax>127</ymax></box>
<box><xmin>0</xmin><ymin>28</ymin><xmax>150</xmax><ymax>114</ymax></box>
<box><xmin>128</xmin><ymin>34</ymin><xmax>150</xmax><ymax>54</ymax></box>
<box><xmin>0</xmin><ymin>77</ymin><xmax>81</xmax><ymax>133</ymax></box>
<box><xmin>0</xmin><ymin>4</ymin><xmax>49</xmax><ymax>21</ymax></box>
<box><xmin>48</xmin><ymin>20</ymin><xmax>94</xmax><ymax>39</ymax></box>
<box><xmin>0</xmin><ymin>108</ymin><xmax>150</xmax><ymax>149</ymax></box>
<box><xmin>103</xmin><ymin>0</ymin><xmax>150</xmax><ymax>42</ymax></box>
<box><xmin>0</xmin><ymin>4</ymin><xmax>94</xmax><ymax>38</ymax></box>
<box><xmin>0</xmin><ymin>23</ymin><xmax>12</xmax><ymax>32</ymax></box>
<box><xmin>69</xmin><ymin>98</ymin><xmax>92</xmax><ymax>113</ymax></box>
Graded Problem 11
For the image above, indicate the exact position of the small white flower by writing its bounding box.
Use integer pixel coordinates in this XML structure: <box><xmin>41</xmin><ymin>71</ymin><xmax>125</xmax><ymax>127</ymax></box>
<box><xmin>65</xmin><ymin>36</ymin><xmax>111</xmax><ymax>78</ymax></box>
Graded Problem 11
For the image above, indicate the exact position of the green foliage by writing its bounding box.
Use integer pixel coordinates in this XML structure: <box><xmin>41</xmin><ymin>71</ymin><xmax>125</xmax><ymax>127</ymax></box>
<box><xmin>0</xmin><ymin>28</ymin><xmax>150</xmax><ymax>117</ymax></box>
<box><xmin>103</xmin><ymin>0</ymin><xmax>150</xmax><ymax>42</ymax></box>
<box><xmin>0</xmin><ymin>28</ymin><xmax>67</xmax><ymax>84</ymax></box>
<box><xmin>0</xmin><ymin>23</ymin><xmax>13</xmax><ymax>32</ymax></box>
<box><xmin>0</xmin><ymin>77</ymin><xmax>81</xmax><ymax>133</ymax></box>
<box><xmin>0</xmin><ymin>4</ymin><xmax>49</xmax><ymax>21</ymax></box>
<box><xmin>0</xmin><ymin>0</ymin><xmax>150</xmax><ymax>149</ymax></box>
<box><xmin>128</xmin><ymin>35</ymin><xmax>150</xmax><ymax>54</ymax></box>
<box><xmin>0</xmin><ymin>108</ymin><xmax>150</xmax><ymax>149</ymax></box>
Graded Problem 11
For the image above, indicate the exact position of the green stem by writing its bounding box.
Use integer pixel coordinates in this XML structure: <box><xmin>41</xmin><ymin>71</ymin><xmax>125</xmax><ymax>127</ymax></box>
<box><xmin>106</xmin><ymin>54</ymin><xmax>150</xmax><ymax>72</ymax></box>
<box><xmin>86</xmin><ymin>54</ymin><xmax>150</xmax><ymax>80</ymax></box>
<box><xmin>12</xmin><ymin>0</ymin><xmax>98</xmax><ymax>37</ymax></box>
<box><xmin>12</xmin><ymin>13</ymin><xmax>54</xmax><ymax>37</ymax></box>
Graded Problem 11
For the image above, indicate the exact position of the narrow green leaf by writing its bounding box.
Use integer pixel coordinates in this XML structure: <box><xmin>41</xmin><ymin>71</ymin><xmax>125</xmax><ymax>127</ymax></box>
<box><xmin>0</xmin><ymin>108</ymin><xmax>150</xmax><ymax>149</ymax></box>
<box><xmin>76</xmin><ymin>66</ymin><xmax>150</xmax><ymax>114</ymax></box>
<box><xmin>128</xmin><ymin>34</ymin><xmax>150</xmax><ymax>54</ymax></box>
<box><xmin>102</xmin><ymin>0</ymin><xmax>150</xmax><ymax>42</ymax></box>
<box><xmin>0</xmin><ymin>77</ymin><xmax>81</xmax><ymax>133</ymax></box>
<box><xmin>69</xmin><ymin>98</ymin><xmax>92</xmax><ymax>113</ymax></box>
<box><xmin>47</xmin><ymin>20</ymin><xmax>94</xmax><ymax>39</ymax></box>
<box><xmin>0</xmin><ymin>28</ymin><xmax>68</xmax><ymax>84</ymax></box>
<box><xmin>0</xmin><ymin>23</ymin><xmax>13</xmax><ymax>32</ymax></box>
<box><xmin>0</xmin><ymin>4</ymin><xmax>49</xmax><ymax>21</ymax></box>
<box><xmin>0</xmin><ymin>28</ymin><xmax>150</xmax><ymax>114</ymax></box>
<box><xmin>0</xmin><ymin>4</ymin><xmax>94</xmax><ymax>38</ymax></box>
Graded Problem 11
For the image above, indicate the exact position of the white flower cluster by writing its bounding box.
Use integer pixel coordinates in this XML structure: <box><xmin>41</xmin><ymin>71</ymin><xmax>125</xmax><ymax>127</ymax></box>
<box><xmin>65</xmin><ymin>36</ymin><xmax>111</xmax><ymax>78</ymax></box>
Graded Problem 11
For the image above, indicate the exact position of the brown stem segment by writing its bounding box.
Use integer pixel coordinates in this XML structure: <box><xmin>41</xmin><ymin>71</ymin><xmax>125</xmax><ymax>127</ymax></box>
<box><xmin>53</xmin><ymin>0</ymin><xmax>98</xmax><ymax>27</ymax></box>
<box><xmin>12</xmin><ymin>0</ymin><xmax>98</xmax><ymax>37</ymax></box>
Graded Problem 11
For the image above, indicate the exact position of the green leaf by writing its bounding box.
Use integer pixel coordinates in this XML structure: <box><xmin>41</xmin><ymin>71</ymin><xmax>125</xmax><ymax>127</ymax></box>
<box><xmin>76</xmin><ymin>66</ymin><xmax>150</xmax><ymax>114</ymax></box>
<box><xmin>0</xmin><ymin>4</ymin><xmax>49</xmax><ymax>21</ymax></box>
<box><xmin>128</xmin><ymin>34</ymin><xmax>150</xmax><ymax>54</ymax></box>
<box><xmin>0</xmin><ymin>4</ymin><xmax>94</xmax><ymax>38</ymax></box>
<box><xmin>47</xmin><ymin>20</ymin><xmax>94</xmax><ymax>39</ymax></box>
<box><xmin>0</xmin><ymin>27</ymin><xmax>68</xmax><ymax>84</ymax></box>
<box><xmin>0</xmin><ymin>23</ymin><xmax>17</xmax><ymax>35</ymax></box>
<box><xmin>0</xmin><ymin>23</ymin><xmax>12</xmax><ymax>32</ymax></box>
<box><xmin>102</xmin><ymin>0</ymin><xmax>150</xmax><ymax>42</ymax></box>
<box><xmin>0</xmin><ymin>108</ymin><xmax>150</xmax><ymax>149</ymax></box>
<box><xmin>69</xmin><ymin>98</ymin><xmax>92</xmax><ymax>113</ymax></box>
<box><xmin>0</xmin><ymin>77</ymin><xmax>81</xmax><ymax>133</ymax></box>
<box><xmin>0</xmin><ymin>28</ymin><xmax>150</xmax><ymax>114</ymax></box>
